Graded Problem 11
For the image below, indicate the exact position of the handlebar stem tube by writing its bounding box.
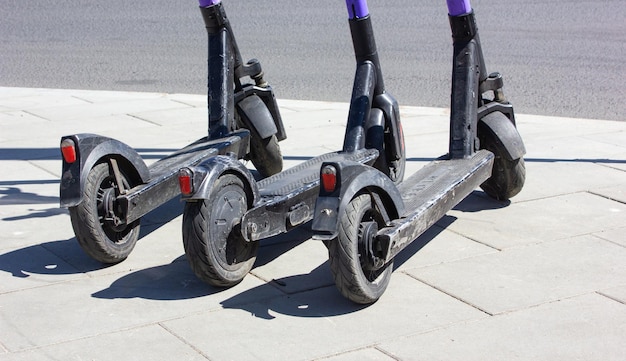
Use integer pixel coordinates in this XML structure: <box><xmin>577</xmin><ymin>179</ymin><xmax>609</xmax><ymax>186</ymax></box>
<box><xmin>200</xmin><ymin>3</ymin><xmax>235</xmax><ymax>139</ymax></box>
<box><xmin>448</xmin><ymin>11</ymin><xmax>487</xmax><ymax>159</ymax></box>
<box><xmin>348</xmin><ymin>14</ymin><xmax>385</xmax><ymax>95</ymax></box>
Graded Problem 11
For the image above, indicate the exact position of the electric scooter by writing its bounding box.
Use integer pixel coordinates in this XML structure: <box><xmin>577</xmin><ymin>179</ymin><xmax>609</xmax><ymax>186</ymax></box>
<box><xmin>311</xmin><ymin>0</ymin><xmax>526</xmax><ymax>303</ymax></box>
<box><xmin>59</xmin><ymin>0</ymin><xmax>286</xmax><ymax>264</ymax></box>
<box><xmin>178</xmin><ymin>0</ymin><xmax>405</xmax><ymax>287</ymax></box>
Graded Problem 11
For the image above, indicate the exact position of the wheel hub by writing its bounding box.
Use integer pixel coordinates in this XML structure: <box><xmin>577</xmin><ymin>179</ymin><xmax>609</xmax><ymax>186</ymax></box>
<box><xmin>359</xmin><ymin>221</ymin><xmax>385</xmax><ymax>271</ymax></box>
<box><xmin>99</xmin><ymin>187</ymin><xmax>127</xmax><ymax>232</ymax></box>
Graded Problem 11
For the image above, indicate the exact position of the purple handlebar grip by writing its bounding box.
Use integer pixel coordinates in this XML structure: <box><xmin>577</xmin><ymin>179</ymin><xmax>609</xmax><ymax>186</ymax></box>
<box><xmin>346</xmin><ymin>0</ymin><xmax>369</xmax><ymax>19</ymax></box>
<box><xmin>199</xmin><ymin>0</ymin><xmax>221</xmax><ymax>7</ymax></box>
<box><xmin>447</xmin><ymin>0</ymin><xmax>472</xmax><ymax>16</ymax></box>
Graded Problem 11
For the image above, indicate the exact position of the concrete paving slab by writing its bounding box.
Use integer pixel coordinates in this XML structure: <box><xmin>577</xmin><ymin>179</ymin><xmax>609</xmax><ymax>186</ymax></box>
<box><xmin>24</xmin><ymin>97</ymin><xmax>190</xmax><ymax>123</ymax></box>
<box><xmin>0</xmin><ymin>324</ymin><xmax>207</xmax><ymax>361</ymax></box>
<box><xmin>0</xmin><ymin>269</ymin><xmax>279</xmax><ymax>352</ymax></box>
<box><xmin>515</xmin><ymin>113</ymin><xmax>626</xmax><ymax>140</ymax></box>
<box><xmin>524</xmin><ymin>133</ymin><xmax>626</xmax><ymax>161</ymax></box>
<box><xmin>252</xmin><ymin>229</ymin><xmax>334</xmax><ymax>294</ymax></box>
<box><xmin>513</xmin><ymin>160</ymin><xmax>626</xmax><ymax>202</ymax></box>
<box><xmin>2</xmin><ymin>87</ymin><xmax>626</xmax><ymax>360</ymax></box>
<box><xmin>162</xmin><ymin>274</ymin><xmax>486</xmax><ymax>361</ymax></box>
<box><xmin>406</xmin><ymin>235</ymin><xmax>626</xmax><ymax>315</ymax></box>
<box><xmin>0</xmin><ymin>242</ymin><xmax>86</xmax><ymax>294</ymax></box>
<box><xmin>376</xmin><ymin>293</ymin><xmax>626</xmax><ymax>361</ymax></box>
<box><xmin>393</xmin><ymin>225</ymin><xmax>498</xmax><ymax>272</ymax></box>
<box><xmin>444</xmin><ymin>192</ymin><xmax>626</xmax><ymax>249</ymax></box>
<box><xmin>317</xmin><ymin>347</ymin><xmax>396</xmax><ymax>361</ymax></box>
<box><xmin>0</xmin><ymin>204</ymin><xmax>72</xmax><ymax>251</ymax></box>
<box><xmin>0</xmin><ymin>88</ymin><xmax>91</xmax><ymax>111</ymax></box>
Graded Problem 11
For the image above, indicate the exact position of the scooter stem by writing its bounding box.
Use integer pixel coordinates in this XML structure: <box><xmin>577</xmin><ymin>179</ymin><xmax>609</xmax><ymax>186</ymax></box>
<box><xmin>200</xmin><ymin>1</ymin><xmax>235</xmax><ymax>139</ymax></box>
<box><xmin>447</xmin><ymin>0</ymin><xmax>488</xmax><ymax>159</ymax></box>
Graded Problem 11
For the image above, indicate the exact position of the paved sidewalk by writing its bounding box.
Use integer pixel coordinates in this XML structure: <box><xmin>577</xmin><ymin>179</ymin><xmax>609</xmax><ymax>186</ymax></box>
<box><xmin>1</xmin><ymin>87</ymin><xmax>625</xmax><ymax>360</ymax></box>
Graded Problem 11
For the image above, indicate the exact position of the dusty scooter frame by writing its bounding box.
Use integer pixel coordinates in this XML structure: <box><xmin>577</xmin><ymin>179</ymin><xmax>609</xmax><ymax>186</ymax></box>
<box><xmin>311</xmin><ymin>0</ymin><xmax>526</xmax><ymax>304</ymax></box>
<box><xmin>178</xmin><ymin>0</ymin><xmax>405</xmax><ymax>287</ymax></box>
<box><xmin>58</xmin><ymin>0</ymin><xmax>285</xmax><ymax>264</ymax></box>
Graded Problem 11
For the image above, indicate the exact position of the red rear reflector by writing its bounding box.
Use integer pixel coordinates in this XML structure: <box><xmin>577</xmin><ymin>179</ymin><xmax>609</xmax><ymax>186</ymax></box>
<box><xmin>60</xmin><ymin>139</ymin><xmax>77</xmax><ymax>163</ymax></box>
<box><xmin>321</xmin><ymin>165</ymin><xmax>337</xmax><ymax>193</ymax></box>
<box><xmin>178</xmin><ymin>168</ymin><xmax>193</xmax><ymax>195</ymax></box>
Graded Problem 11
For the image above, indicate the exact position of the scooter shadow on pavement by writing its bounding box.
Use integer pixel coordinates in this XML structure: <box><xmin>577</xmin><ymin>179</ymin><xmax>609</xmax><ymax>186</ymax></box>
<box><xmin>89</xmin><ymin>225</ymin><xmax>317</xmax><ymax>302</ymax></box>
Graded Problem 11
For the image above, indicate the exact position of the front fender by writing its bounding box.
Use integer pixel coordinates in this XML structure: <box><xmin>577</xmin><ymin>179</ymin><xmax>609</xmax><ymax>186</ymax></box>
<box><xmin>236</xmin><ymin>94</ymin><xmax>277</xmax><ymax>140</ymax></box>
<box><xmin>478</xmin><ymin>111</ymin><xmax>526</xmax><ymax>161</ymax></box>
<box><xmin>311</xmin><ymin>161</ymin><xmax>404</xmax><ymax>240</ymax></box>
<box><xmin>60</xmin><ymin>134</ymin><xmax>149</xmax><ymax>208</ymax></box>
<box><xmin>181</xmin><ymin>155</ymin><xmax>259</xmax><ymax>207</ymax></box>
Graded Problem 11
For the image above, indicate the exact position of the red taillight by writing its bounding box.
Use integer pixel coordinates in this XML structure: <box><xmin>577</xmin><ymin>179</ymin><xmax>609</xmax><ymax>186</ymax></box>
<box><xmin>321</xmin><ymin>165</ymin><xmax>337</xmax><ymax>193</ymax></box>
<box><xmin>60</xmin><ymin>138</ymin><xmax>77</xmax><ymax>163</ymax></box>
<box><xmin>178</xmin><ymin>168</ymin><xmax>194</xmax><ymax>195</ymax></box>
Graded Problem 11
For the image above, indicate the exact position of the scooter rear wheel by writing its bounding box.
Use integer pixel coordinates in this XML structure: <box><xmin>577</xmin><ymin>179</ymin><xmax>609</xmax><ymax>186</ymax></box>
<box><xmin>183</xmin><ymin>174</ymin><xmax>257</xmax><ymax>287</ymax></box>
<box><xmin>478</xmin><ymin>112</ymin><xmax>526</xmax><ymax>200</ymax></box>
<box><xmin>329</xmin><ymin>193</ymin><xmax>393</xmax><ymax>304</ymax></box>
<box><xmin>69</xmin><ymin>161</ymin><xmax>140</xmax><ymax>264</ymax></box>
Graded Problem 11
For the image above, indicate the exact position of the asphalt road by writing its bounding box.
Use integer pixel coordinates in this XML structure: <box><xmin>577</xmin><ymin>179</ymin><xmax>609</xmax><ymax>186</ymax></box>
<box><xmin>1</xmin><ymin>0</ymin><xmax>624</xmax><ymax>121</ymax></box>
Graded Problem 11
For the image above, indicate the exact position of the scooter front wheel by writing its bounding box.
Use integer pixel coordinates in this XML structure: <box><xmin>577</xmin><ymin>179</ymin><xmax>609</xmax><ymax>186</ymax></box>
<box><xmin>478</xmin><ymin>112</ymin><xmax>526</xmax><ymax>200</ymax></box>
<box><xmin>183</xmin><ymin>174</ymin><xmax>257</xmax><ymax>287</ymax></box>
<box><xmin>69</xmin><ymin>161</ymin><xmax>140</xmax><ymax>264</ymax></box>
<box><xmin>249</xmin><ymin>133</ymin><xmax>282</xmax><ymax>178</ymax></box>
<box><xmin>329</xmin><ymin>193</ymin><xmax>393</xmax><ymax>304</ymax></box>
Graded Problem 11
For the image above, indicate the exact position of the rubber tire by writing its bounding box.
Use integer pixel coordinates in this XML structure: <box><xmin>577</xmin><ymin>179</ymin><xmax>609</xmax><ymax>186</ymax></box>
<box><xmin>182</xmin><ymin>174</ymin><xmax>258</xmax><ymax>287</ymax></box>
<box><xmin>69</xmin><ymin>162</ymin><xmax>140</xmax><ymax>264</ymax></box>
<box><xmin>328</xmin><ymin>193</ymin><xmax>393</xmax><ymax>304</ymax></box>
<box><xmin>478</xmin><ymin>112</ymin><xmax>526</xmax><ymax>201</ymax></box>
<box><xmin>249</xmin><ymin>133</ymin><xmax>283</xmax><ymax>178</ymax></box>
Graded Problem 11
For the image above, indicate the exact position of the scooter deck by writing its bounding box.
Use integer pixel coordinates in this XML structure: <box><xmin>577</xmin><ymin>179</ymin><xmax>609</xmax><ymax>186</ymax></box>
<box><xmin>121</xmin><ymin>131</ymin><xmax>249</xmax><ymax>223</ymax></box>
<box><xmin>377</xmin><ymin>149</ymin><xmax>494</xmax><ymax>262</ymax></box>
<box><xmin>242</xmin><ymin>148</ymin><xmax>379</xmax><ymax>241</ymax></box>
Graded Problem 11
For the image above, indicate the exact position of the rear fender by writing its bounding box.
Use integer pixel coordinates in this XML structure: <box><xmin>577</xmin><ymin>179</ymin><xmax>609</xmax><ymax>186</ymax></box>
<box><xmin>312</xmin><ymin>161</ymin><xmax>404</xmax><ymax>240</ymax></box>
<box><xmin>181</xmin><ymin>155</ymin><xmax>259</xmax><ymax>207</ymax></box>
<box><xmin>59</xmin><ymin>134</ymin><xmax>149</xmax><ymax>208</ymax></box>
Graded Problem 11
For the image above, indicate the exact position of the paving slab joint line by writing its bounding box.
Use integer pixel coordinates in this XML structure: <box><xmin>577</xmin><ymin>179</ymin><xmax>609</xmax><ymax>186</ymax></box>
<box><xmin>22</xmin><ymin>109</ymin><xmax>51</xmax><ymax>122</ymax></box>
<box><xmin>0</xmin><ymin>321</ymin><xmax>166</xmax><ymax>355</ymax></box>
<box><xmin>588</xmin><ymin>190</ymin><xmax>626</xmax><ymax>206</ymax></box>
<box><xmin>126</xmin><ymin>113</ymin><xmax>165</xmax><ymax>126</ymax></box>
<box><xmin>169</xmin><ymin>98</ymin><xmax>202</xmax><ymax>108</ymax></box>
<box><xmin>404</xmin><ymin>272</ymin><xmax>494</xmax><ymax>316</ymax></box>
<box><xmin>158</xmin><ymin>323</ymin><xmax>212</xmax><ymax>360</ymax></box>
<box><xmin>372</xmin><ymin>345</ymin><xmax>403</xmax><ymax>361</ymax></box>
<box><xmin>70</xmin><ymin>95</ymin><xmax>95</xmax><ymax>104</ymax></box>
<box><xmin>311</xmin><ymin>344</ymin><xmax>401</xmax><ymax>361</ymax></box>
<box><xmin>439</xmin><ymin>226</ymin><xmax>503</xmax><ymax>252</ymax></box>
<box><xmin>596</xmin><ymin>290</ymin><xmax>626</xmax><ymax>306</ymax></box>
<box><xmin>0</xmin><ymin>340</ymin><xmax>8</xmax><ymax>354</ymax></box>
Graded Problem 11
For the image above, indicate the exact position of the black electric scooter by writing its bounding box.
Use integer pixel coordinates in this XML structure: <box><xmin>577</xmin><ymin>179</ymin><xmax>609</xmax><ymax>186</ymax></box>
<box><xmin>59</xmin><ymin>0</ymin><xmax>286</xmax><ymax>264</ymax></box>
<box><xmin>311</xmin><ymin>0</ymin><xmax>526</xmax><ymax>304</ymax></box>
<box><xmin>178</xmin><ymin>0</ymin><xmax>405</xmax><ymax>287</ymax></box>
